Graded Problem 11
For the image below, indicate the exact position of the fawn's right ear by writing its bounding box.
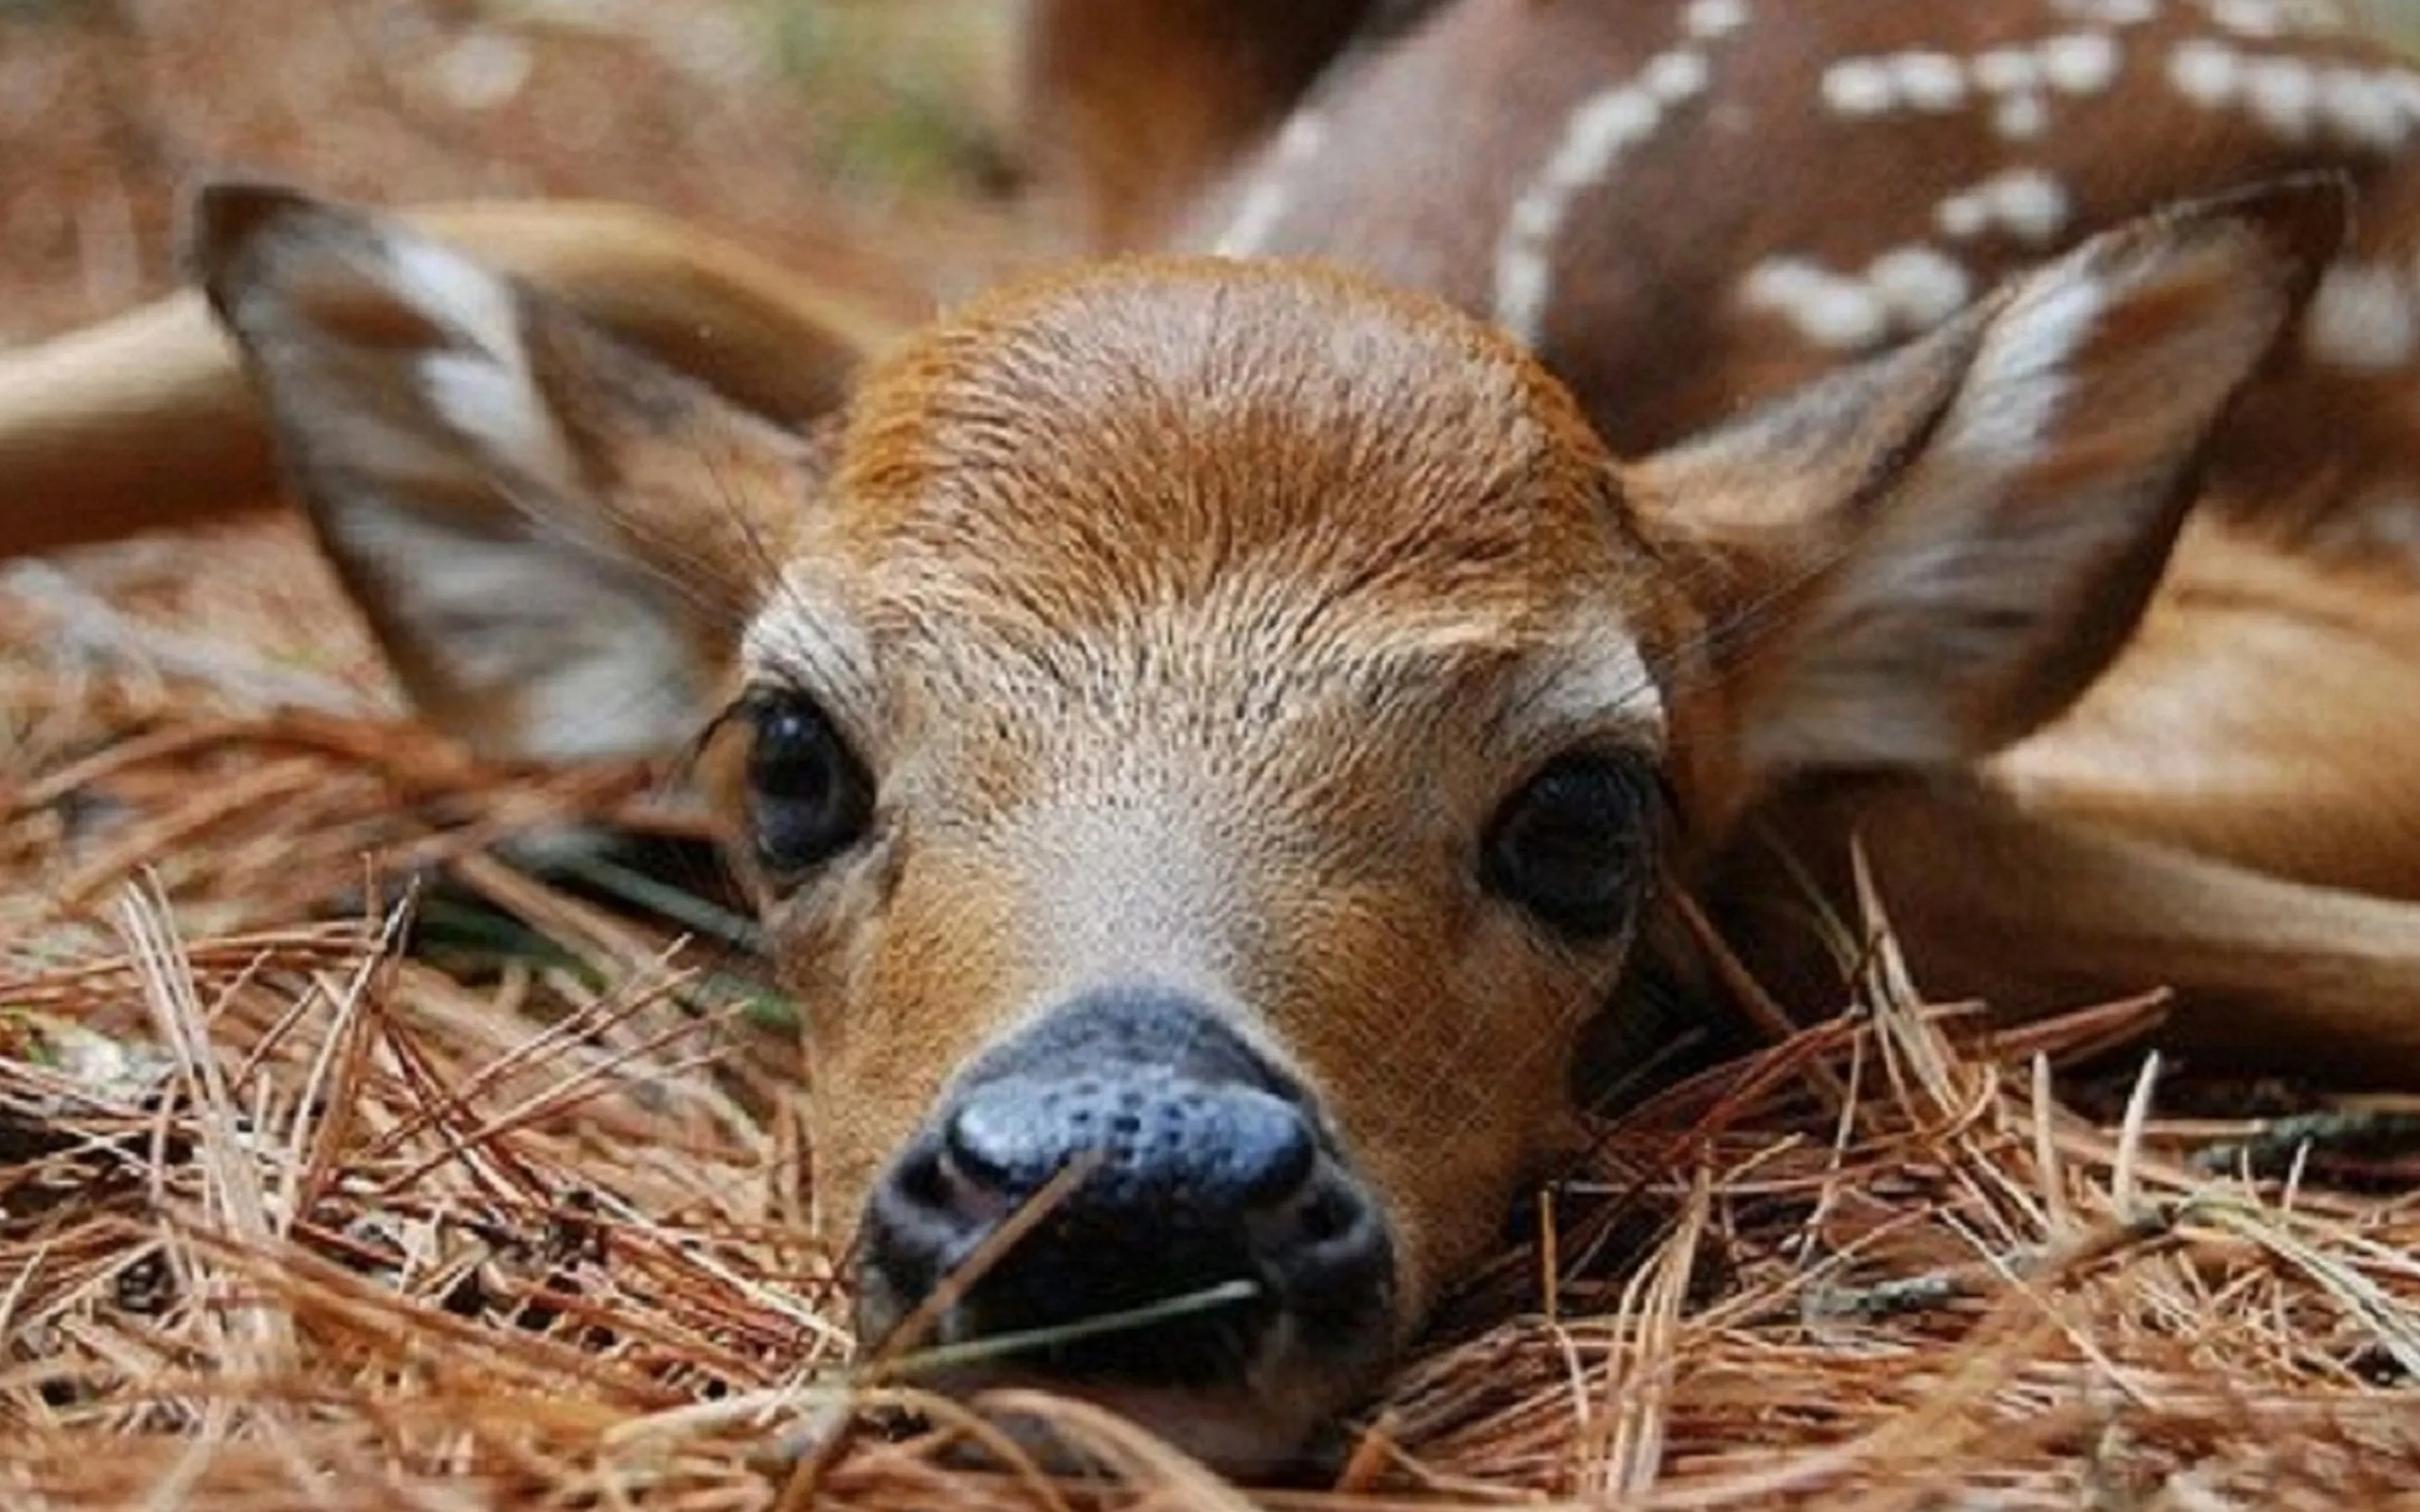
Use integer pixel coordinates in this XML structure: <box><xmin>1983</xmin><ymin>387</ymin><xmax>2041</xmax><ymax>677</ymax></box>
<box><xmin>1628</xmin><ymin>177</ymin><xmax>2341</xmax><ymax>825</ymax></box>
<box><xmin>190</xmin><ymin>183</ymin><xmax>855</xmax><ymax>762</ymax></box>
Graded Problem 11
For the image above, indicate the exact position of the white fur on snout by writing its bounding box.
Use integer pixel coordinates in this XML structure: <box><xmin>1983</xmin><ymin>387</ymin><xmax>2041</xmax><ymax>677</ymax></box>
<box><xmin>1013</xmin><ymin>780</ymin><xmax>1261</xmax><ymax>1016</ymax></box>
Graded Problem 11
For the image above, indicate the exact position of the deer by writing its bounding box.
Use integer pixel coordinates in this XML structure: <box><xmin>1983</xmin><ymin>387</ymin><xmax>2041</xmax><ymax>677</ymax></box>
<box><xmin>10</xmin><ymin>0</ymin><xmax>2420</xmax><ymax>1474</ymax></box>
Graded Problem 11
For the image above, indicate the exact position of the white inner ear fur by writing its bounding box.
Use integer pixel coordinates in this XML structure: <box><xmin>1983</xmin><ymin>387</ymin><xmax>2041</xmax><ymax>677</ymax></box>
<box><xmin>387</xmin><ymin>235</ymin><xmax>523</xmax><ymax>362</ymax></box>
<box><xmin>387</xmin><ymin>238</ymin><xmax>587</xmax><ymax>497</ymax></box>
<box><xmin>239</xmin><ymin>219</ymin><xmax>709</xmax><ymax>762</ymax></box>
<box><xmin>338</xmin><ymin>502</ymin><xmax>700</xmax><ymax>763</ymax></box>
<box><xmin>415</xmin><ymin>349</ymin><xmax>584</xmax><ymax>496</ymax></box>
<box><xmin>376</xmin><ymin>239</ymin><xmax>696</xmax><ymax>759</ymax></box>
<box><xmin>1942</xmin><ymin>274</ymin><xmax>2109</xmax><ymax>462</ymax></box>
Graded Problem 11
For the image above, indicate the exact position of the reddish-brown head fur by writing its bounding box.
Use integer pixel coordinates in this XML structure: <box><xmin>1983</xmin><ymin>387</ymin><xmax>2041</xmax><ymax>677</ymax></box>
<box><xmin>732</xmin><ymin>259</ymin><xmax>1681</xmax><ymax>1315</ymax></box>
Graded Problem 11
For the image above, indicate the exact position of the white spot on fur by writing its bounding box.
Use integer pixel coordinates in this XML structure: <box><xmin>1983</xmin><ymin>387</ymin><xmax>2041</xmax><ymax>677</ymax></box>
<box><xmin>1211</xmin><ymin>110</ymin><xmax>1330</xmax><ymax>258</ymax></box>
<box><xmin>2317</xmin><ymin>66</ymin><xmax>2407</xmax><ymax>150</ymax></box>
<box><xmin>2206</xmin><ymin>0</ymin><xmax>2286</xmax><ymax>35</ymax></box>
<box><xmin>2039</xmin><ymin>32</ymin><xmax>2123</xmax><ymax>94</ymax></box>
<box><xmin>1822</xmin><ymin>39</ymin><xmax>2112</xmax><ymax>130</ymax></box>
<box><xmin>2168</xmin><ymin>38</ymin><xmax>2244</xmax><ymax>105</ymax></box>
<box><xmin>2305</xmin><ymin>261</ymin><xmax>2419</xmax><ymax>370</ymax></box>
<box><xmin>1990</xmin><ymin>169</ymin><xmax>2072</xmax><ymax>244</ymax></box>
<box><xmin>2170</xmin><ymin>40</ymin><xmax>2417</xmax><ymax>150</ymax></box>
<box><xmin>430</xmin><ymin>31</ymin><xmax>534</xmax><ymax>112</ymax></box>
<box><xmin>1975</xmin><ymin>48</ymin><xmax>2044</xmax><ymax>93</ymax></box>
<box><xmin>1684</xmin><ymin>0</ymin><xmax>1749</xmax><ymax>39</ymax></box>
<box><xmin>1645</xmin><ymin>49</ymin><xmax>1712</xmax><ymax>102</ymax></box>
<box><xmin>1996</xmin><ymin>93</ymin><xmax>2051</xmax><ymax>137</ymax></box>
<box><xmin>1891</xmin><ymin>52</ymin><xmax>1970</xmax><ymax>112</ymax></box>
<box><xmin>1822</xmin><ymin>57</ymin><xmax>1897</xmax><ymax>116</ymax></box>
<box><xmin>2244</xmin><ymin>55</ymin><xmax>2320</xmax><ymax>139</ymax></box>
<box><xmin>1744</xmin><ymin>248</ymin><xmax>1981</xmax><ymax>352</ymax></box>
<box><xmin>1495</xmin><ymin>36</ymin><xmax>1722</xmax><ymax>344</ymax></box>
<box><xmin>1870</xmin><ymin>247</ymin><xmax>1975</xmax><ymax>327</ymax></box>
<box><xmin>1742</xmin><ymin>259</ymin><xmax>1891</xmax><ymax>350</ymax></box>
<box><xmin>1937</xmin><ymin>195</ymin><xmax>1994</xmax><ymax>241</ymax></box>
<box><xmin>2053</xmin><ymin>0</ymin><xmax>2158</xmax><ymax>22</ymax></box>
<box><xmin>1963</xmin><ymin>39</ymin><xmax>2112</xmax><ymax>139</ymax></box>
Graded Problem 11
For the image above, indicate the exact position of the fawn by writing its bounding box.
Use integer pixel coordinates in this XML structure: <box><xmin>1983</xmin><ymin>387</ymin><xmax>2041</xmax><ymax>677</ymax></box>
<box><xmin>11</xmin><ymin>0</ymin><xmax>2420</xmax><ymax>1471</ymax></box>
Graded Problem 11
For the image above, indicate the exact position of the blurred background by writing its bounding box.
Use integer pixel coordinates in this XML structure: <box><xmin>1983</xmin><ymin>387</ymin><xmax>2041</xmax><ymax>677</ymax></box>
<box><xmin>0</xmin><ymin>0</ymin><xmax>1039</xmax><ymax>346</ymax></box>
<box><xmin>6</xmin><ymin>0</ymin><xmax>2420</xmax><ymax>344</ymax></box>
<box><xmin>0</xmin><ymin>0</ymin><xmax>1062</xmax><ymax>829</ymax></box>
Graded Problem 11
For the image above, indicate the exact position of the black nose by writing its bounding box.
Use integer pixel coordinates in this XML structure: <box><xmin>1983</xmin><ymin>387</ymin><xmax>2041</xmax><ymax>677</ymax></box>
<box><xmin>860</xmin><ymin>988</ymin><xmax>1394</xmax><ymax>1386</ymax></box>
<box><xmin>944</xmin><ymin>1068</ymin><xmax>1315</xmax><ymax>1217</ymax></box>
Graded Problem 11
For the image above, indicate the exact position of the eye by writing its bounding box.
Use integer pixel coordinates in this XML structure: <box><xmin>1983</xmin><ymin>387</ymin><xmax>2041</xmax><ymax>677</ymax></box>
<box><xmin>742</xmin><ymin>690</ymin><xmax>876</xmax><ymax>879</ymax></box>
<box><xmin>1483</xmin><ymin>751</ymin><xmax>1661</xmax><ymax>938</ymax></box>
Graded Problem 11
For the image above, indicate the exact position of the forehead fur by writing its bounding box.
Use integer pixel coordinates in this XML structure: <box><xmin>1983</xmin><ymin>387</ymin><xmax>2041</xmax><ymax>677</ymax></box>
<box><xmin>822</xmin><ymin>257</ymin><xmax>1639</xmax><ymax>644</ymax></box>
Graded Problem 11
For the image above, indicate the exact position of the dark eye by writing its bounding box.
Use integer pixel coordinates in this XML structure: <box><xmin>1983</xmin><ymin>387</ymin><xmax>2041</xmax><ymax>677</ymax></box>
<box><xmin>744</xmin><ymin>691</ymin><xmax>875</xmax><ymax>879</ymax></box>
<box><xmin>1483</xmin><ymin>752</ymin><xmax>1660</xmax><ymax>937</ymax></box>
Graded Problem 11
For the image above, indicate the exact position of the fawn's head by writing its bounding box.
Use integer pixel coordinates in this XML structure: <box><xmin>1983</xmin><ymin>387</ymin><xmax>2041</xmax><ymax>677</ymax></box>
<box><xmin>192</xmin><ymin>180</ymin><xmax>2333</xmax><ymax>1467</ymax></box>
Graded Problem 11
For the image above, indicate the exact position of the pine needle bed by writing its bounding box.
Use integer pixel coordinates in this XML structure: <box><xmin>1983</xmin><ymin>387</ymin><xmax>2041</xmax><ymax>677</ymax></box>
<box><xmin>4</xmin><ymin>522</ymin><xmax>2418</xmax><ymax>1510</ymax></box>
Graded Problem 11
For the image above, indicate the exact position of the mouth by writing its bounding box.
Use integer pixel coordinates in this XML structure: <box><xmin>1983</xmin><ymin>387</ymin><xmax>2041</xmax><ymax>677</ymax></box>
<box><xmin>883</xmin><ymin>1360</ymin><xmax>1374</xmax><ymax>1478</ymax></box>
<box><xmin>853</xmin><ymin>1130</ymin><xmax>1399</xmax><ymax>1467</ymax></box>
<box><xmin>853</xmin><ymin>1228</ymin><xmax>1394</xmax><ymax>1475</ymax></box>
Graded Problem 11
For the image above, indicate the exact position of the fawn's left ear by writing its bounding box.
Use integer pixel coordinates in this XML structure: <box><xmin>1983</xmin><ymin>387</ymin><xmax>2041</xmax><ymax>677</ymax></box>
<box><xmin>1630</xmin><ymin>176</ymin><xmax>2344</xmax><ymax>812</ymax></box>
<box><xmin>190</xmin><ymin>182</ymin><xmax>846</xmax><ymax>762</ymax></box>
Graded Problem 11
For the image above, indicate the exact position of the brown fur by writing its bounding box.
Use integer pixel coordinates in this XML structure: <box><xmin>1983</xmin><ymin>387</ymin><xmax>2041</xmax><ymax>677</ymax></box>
<box><xmin>1021</xmin><ymin>0</ymin><xmax>1387</xmax><ymax>251</ymax></box>
<box><xmin>728</xmin><ymin>260</ymin><xmax>1665</xmax><ymax>1315</ymax></box>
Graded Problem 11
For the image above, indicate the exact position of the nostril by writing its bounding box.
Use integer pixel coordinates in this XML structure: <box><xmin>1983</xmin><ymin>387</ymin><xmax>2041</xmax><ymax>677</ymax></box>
<box><xmin>861</xmin><ymin>991</ymin><xmax>1407</xmax><ymax>1385</ymax></box>
<box><xmin>1246</xmin><ymin>1163</ymin><xmax>1390</xmax><ymax>1331</ymax></box>
<box><xmin>895</xmin><ymin>1143</ymin><xmax>949</xmax><ymax>1209</ymax></box>
<box><xmin>1293</xmin><ymin>1185</ymin><xmax>1352</xmax><ymax>1247</ymax></box>
<box><xmin>883</xmin><ymin>1135</ymin><xmax>1020</xmax><ymax>1236</ymax></box>
<box><xmin>941</xmin><ymin>1100</ymin><xmax>1022</xmax><ymax>1194</ymax></box>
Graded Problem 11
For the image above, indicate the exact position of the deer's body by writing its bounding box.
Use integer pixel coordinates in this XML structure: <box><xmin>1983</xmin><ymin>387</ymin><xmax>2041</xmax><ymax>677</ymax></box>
<box><xmin>1036</xmin><ymin>0</ymin><xmax>2420</xmax><ymax>1048</ymax></box>
<box><xmin>10</xmin><ymin>0</ymin><xmax>2420</xmax><ymax>1473</ymax></box>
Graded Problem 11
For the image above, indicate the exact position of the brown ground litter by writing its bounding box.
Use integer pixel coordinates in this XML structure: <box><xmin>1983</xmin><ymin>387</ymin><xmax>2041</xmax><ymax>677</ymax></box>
<box><xmin>7</xmin><ymin>767</ymin><xmax>2420</xmax><ymax>1506</ymax></box>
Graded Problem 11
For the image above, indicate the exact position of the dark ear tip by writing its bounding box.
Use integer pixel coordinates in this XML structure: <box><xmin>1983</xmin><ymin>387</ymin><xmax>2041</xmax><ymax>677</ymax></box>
<box><xmin>2188</xmin><ymin>171</ymin><xmax>2356</xmax><ymax>297</ymax></box>
<box><xmin>177</xmin><ymin>179</ymin><xmax>321</xmax><ymax>287</ymax></box>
